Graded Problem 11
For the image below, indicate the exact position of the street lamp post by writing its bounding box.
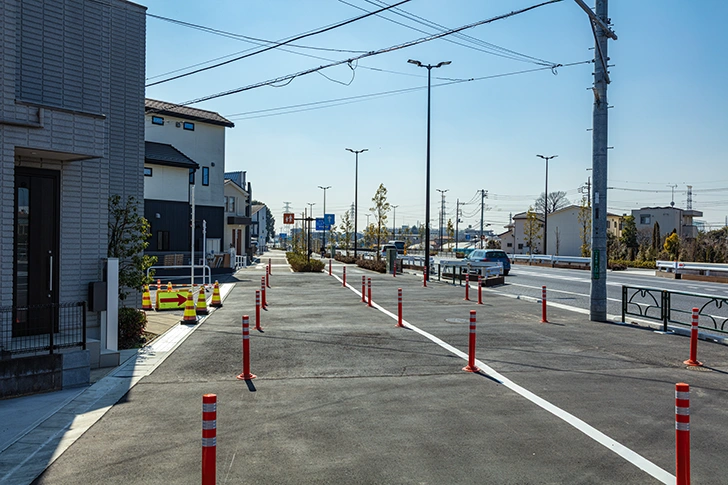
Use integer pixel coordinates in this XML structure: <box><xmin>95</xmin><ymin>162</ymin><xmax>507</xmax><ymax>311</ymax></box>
<box><xmin>391</xmin><ymin>205</ymin><xmax>399</xmax><ymax>239</ymax></box>
<box><xmin>346</xmin><ymin>148</ymin><xmax>368</xmax><ymax>258</ymax></box>
<box><xmin>536</xmin><ymin>154</ymin><xmax>558</xmax><ymax>255</ymax></box>
<box><xmin>408</xmin><ymin>58</ymin><xmax>451</xmax><ymax>279</ymax></box>
<box><xmin>307</xmin><ymin>202</ymin><xmax>315</xmax><ymax>259</ymax></box>
<box><xmin>318</xmin><ymin>185</ymin><xmax>331</xmax><ymax>253</ymax></box>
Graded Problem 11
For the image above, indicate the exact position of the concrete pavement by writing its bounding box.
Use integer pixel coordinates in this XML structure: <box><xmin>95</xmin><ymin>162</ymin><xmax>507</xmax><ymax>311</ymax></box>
<box><xmin>3</xmin><ymin>250</ymin><xmax>728</xmax><ymax>484</ymax></box>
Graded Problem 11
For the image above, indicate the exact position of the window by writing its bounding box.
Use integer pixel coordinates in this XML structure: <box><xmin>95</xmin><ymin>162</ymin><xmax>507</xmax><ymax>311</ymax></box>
<box><xmin>151</xmin><ymin>116</ymin><xmax>164</xmax><ymax>125</ymax></box>
<box><xmin>189</xmin><ymin>168</ymin><xmax>195</xmax><ymax>184</ymax></box>
<box><xmin>518</xmin><ymin>243</ymin><xmax>524</xmax><ymax>250</ymax></box>
<box><xmin>156</xmin><ymin>231</ymin><xmax>169</xmax><ymax>251</ymax></box>
<box><xmin>144</xmin><ymin>167</ymin><xmax>153</xmax><ymax>177</ymax></box>
<box><xmin>183</xmin><ymin>122</ymin><xmax>195</xmax><ymax>131</ymax></box>
<box><xmin>202</xmin><ymin>167</ymin><xmax>209</xmax><ymax>186</ymax></box>
<box><xmin>506</xmin><ymin>242</ymin><xmax>513</xmax><ymax>248</ymax></box>
<box><xmin>225</xmin><ymin>196</ymin><xmax>236</xmax><ymax>213</ymax></box>
<box><xmin>640</xmin><ymin>214</ymin><xmax>651</xmax><ymax>225</ymax></box>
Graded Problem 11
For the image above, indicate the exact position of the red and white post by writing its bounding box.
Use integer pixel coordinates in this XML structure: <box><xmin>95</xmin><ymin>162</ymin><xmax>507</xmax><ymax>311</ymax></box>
<box><xmin>266</xmin><ymin>265</ymin><xmax>271</xmax><ymax>288</ymax></box>
<box><xmin>684</xmin><ymin>308</ymin><xmax>703</xmax><ymax>367</ymax></box>
<box><xmin>361</xmin><ymin>276</ymin><xmax>366</xmax><ymax>303</ymax></box>
<box><xmin>397</xmin><ymin>287</ymin><xmax>403</xmax><ymax>327</ymax></box>
<box><xmin>392</xmin><ymin>259</ymin><xmax>396</xmax><ymax>278</ymax></box>
<box><xmin>329</xmin><ymin>259</ymin><xmax>332</xmax><ymax>276</ymax></box>
<box><xmin>261</xmin><ymin>277</ymin><xmax>267</xmax><ymax>309</ymax></box>
<box><xmin>342</xmin><ymin>266</ymin><xmax>347</xmax><ymax>287</ymax></box>
<box><xmin>463</xmin><ymin>310</ymin><xmax>480</xmax><ymax>373</ymax></box>
<box><xmin>675</xmin><ymin>382</ymin><xmax>690</xmax><ymax>485</ymax></box>
<box><xmin>367</xmin><ymin>278</ymin><xmax>373</xmax><ymax>307</ymax></box>
<box><xmin>464</xmin><ymin>273</ymin><xmax>470</xmax><ymax>301</ymax></box>
<box><xmin>423</xmin><ymin>266</ymin><xmax>428</xmax><ymax>288</ymax></box>
<box><xmin>540</xmin><ymin>286</ymin><xmax>548</xmax><ymax>323</ymax></box>
<box><xmin>268</xmin><ymin>257</ymin><xmax>272</xmax><ymax>274</ymax></box>
<box><xmin>202</xmin><ymin>394</ymin><xmax>217</xmax><ymax>485</ymax></box>
<box><xmin>477</xmin><ymin>275</ymin><xmax>483</xmax><ymax>305</ymax></box>
<box><xmin>236</xmin><ymin>315</ymin><xmax>256</xmax><ymax>380</ymax></box>
<box><xmin>255</xmin><ymin>290</ymin><xmax>261</xmax><ymax>331</ymax></box>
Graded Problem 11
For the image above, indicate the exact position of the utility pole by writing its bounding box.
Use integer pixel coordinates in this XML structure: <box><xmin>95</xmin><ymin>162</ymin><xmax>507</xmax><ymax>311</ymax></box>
<box><xmin>391</xmin><ymin>205</ymin><xmax>399</xmax><ymax>238</ymax></box>
<box><xmin>455</xmin><ymin>199</ymin><xmax>466</xmax><ymax>252</ymax></box>
<box><xmin>577</xmin><ymin>0</ymin><xmax>617</xmax><ymax>322</ymax></box>
<box><xmin>579</xmin><ymin>176</ymin><xmax>591</xmax><ymax>206</ymax></box>
<box><xmin>437</xmin><ymin>189</ymin><xmax>448</xmax><ymax>250</ymax></box>
<box><xmin>667</xmin><ymin>184</ymin><xmax>678</xmax><ymax>207</ymax></box>
<box><xmin>479</xmin><ymin>189</ymin><xmax>488</xmax><ymax>249</ymax></box>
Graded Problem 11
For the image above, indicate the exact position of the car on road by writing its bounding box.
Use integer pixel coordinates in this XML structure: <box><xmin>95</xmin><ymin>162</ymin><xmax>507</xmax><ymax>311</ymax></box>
<box><xmin>465</xmin><ymin>249</ymin><xmax>511</xmax><ymax>275</ymax></box>
<box><xmin>387</xmin><ymin>240</ymin><xmax>405</xmax><ymax>254</ymax></box>
<box><xmin>380</xmin><ymin>244</ymin><xmax>398</xmax><ymax>259</ymax></box>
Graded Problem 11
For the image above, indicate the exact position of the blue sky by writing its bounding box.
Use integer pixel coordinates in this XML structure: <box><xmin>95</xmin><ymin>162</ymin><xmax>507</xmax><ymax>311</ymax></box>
<box><xmin>142</xmin><ymin>0</ymin><xmax>728</xmax><ymax>235</ymax></box>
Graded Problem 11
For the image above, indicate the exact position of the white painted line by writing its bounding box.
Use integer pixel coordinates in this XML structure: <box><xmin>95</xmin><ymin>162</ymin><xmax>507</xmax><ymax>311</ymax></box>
<box><xmin>330</xmin><ymin>272</ymin><xmax>674</xmax><ymax>484</ymax></box>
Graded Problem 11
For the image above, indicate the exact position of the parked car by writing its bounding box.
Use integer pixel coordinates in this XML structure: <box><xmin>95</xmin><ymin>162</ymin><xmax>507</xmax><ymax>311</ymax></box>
<box><xmin>380</xmin><ymin>244</ymin><xmax>398</xmax><ymax>259</ymax></box>
<box><xmin>387</xmin><ymin>240</ymin><xmax>405</xmax><ymax>254</ymax></box>
<box><xmin>465</xmin><ymin>249</ymin><xmax>511</xmax><ymax>275</ymax></box>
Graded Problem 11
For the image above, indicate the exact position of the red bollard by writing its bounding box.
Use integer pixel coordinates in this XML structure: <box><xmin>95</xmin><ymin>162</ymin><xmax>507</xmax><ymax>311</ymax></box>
<box><xmin>367</xmin><ymin>278</ymin><xmax>372</xmax><ymax>307</ymax></box>
<box><xmin>397</xmin><ymin>287</ymin><xmax>403</xmax><ymax>327</ymax></box>
<box><xmin>361</xmin><ymin>276</ymin><xmax>366</xmax><ymax>303</ymax></box>
<box><xmin>477</xmin><ymin>275</ymin><xmax>483</xmax><ymax>305</ymax></box>
<box><xmin>261</xmin><ymin>277</ymin><xmax>267</xmax><ymax>309</ymax></box>
<box><xmin>423</xmin><ymin>266</ymin><xmax>428</xmax><ymax>288</ymax></box>
<box><xmin>684</xmin><ymin>308</ymin><xmax>703</xmax><ymax>367</ymax></box>
<box><xmin>266</xmin><ymin>265</ymin><xmax>271</xmax><ymax>288</ymax></box>
<box><xmin>268</xmin><ymin>258</ymin><xmax>272</xmax><ymax>274</ymax></box>
<box><xmin>156</xmin><ymin>279</ymin><xmax>161</xmax><ymax>292</ymax></box>
<box><xmin>343</xmin><ymin>266</ymin><xmax>347</xmax><ymax>287</ymax></box>
<box><xmin>463</xmin><ymin>310</ymin><xmax>480</xmax><ymax>372</ymax></box>
<box><xmin>255</xmin><ymin>290</ymin><xmax>261</xmax><ymax>331</ymax></box>
<box><xmin>236</xmin><ymin>315</ymin><xmax>256</xmax><ymax>380</ymax></box>
<box><xmin>540</xmin><ymin>286</ymin><xmax>548</xmax><ymax>323</ymax></box>
<box><xmin>392</xmin><ymin>260</ymin><xmax>396</xmax><ymax>278</ymax></box>
<box><xmin>202</xmin><ymin>394</ymin><xmax>217</xmax><ymax>485</ymax></box>
<box><xmin>464</xmin><ymin>273</ymin><xmax>470</xmax><ymax>301</ymax></box>
<box><xmin>675</xmin><ymin>383</ymin><xmax>690</xmax><ymax>485</ymax></box>
<box><xmin>329</xmin><ymin>259</ymin><xmax>332</xmax><ymax>276</ymax></box>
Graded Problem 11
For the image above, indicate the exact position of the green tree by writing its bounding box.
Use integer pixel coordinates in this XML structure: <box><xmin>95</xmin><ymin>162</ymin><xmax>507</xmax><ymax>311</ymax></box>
<box><xmin>340</xmin><ymin>210</ymin><xmax>353</xmax><ymax>256</ymax></box>
<box><xmin>370</xmin><ymin>183</ymin><xmax>391</xmax><ymax>259</ymax></box>
<box><xmin>363</xmin><ymin>223</ymin><xmax>376</xmax><ymax>248</ymax></box>
<box><xmin>664</xmin><ymin>231</ymin><xmax>680</xmax><ymax>260</ymax></box>
<box><xmin>620</xmin><ymin>215</ymin><xmax>638</xmax><ymax>260</ymax></box>
<box><xmin>524</xmin><ymin>207</ymin><xmax>542</xmax><ymax>255</ymax></box>
<box><xmin>108</xmin><ymin>195</ymin><xmax>157</xmax><ymax>303</ymax></box>
<box><xmin>446</xmin><ymin>218</ymin><xmax>454</xmax><ymax>247</ymax></box>
<box><xmin>652</xmin><ymin>221</ymin><xmax>661</xmax><ymax>252</ymax></box>
<box><xmin>578</xmin><ymin>198</ymin><xmax>591</xmax><ymax>257</ymax></box>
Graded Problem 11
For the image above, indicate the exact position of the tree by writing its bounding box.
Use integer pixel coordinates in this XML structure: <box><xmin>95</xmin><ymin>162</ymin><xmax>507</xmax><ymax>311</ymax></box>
<box><xmin>340</xmin><ymin>210</ymin><xmax>353</xmax><ymax>256</ymax></box>
<box><xmin>446</xmin><ymin>218</ymin><xmax>454</xmax><ymax>246</ymax></box>
<box><xmin>578</xmin><ymin>198</ymin><xmax>591</xmax><ymax>257</ymax></box>
<box><xmin>108</xmin><ymin>195</ymin><xmax>157</xmax><ymax>303</ymax></box>
<box><xmin>524</xmin><ymin>207</ymin><xmax>542</xmax><ymax>255</ymax></box>
<box><xmin>664</xmin><ymin>230</ymin><xmax>680</xmax><ymax>260</ymax></box>
<box><xmin>534</xmin><ymin>191</ymin><xmax>570</xmax><ymax>216</ymax></box>
<box><xmin>652</xmin><ymin>221</ymin><xmax>661</xmax><ymax>252</ymax></box>
<box><xmin>370</xmin><ymin>183</ymin><xmax>391</xmax><ymax>258</ymax></box>
<box><xmin>620</xmin><ymin>215</ymin><xmax>638</xmax><ymax>260</ymax></box>
<box><xmin>363</xmin><ymin>223</ymin><xmax>377</xmax><ymax>248</ymax></box>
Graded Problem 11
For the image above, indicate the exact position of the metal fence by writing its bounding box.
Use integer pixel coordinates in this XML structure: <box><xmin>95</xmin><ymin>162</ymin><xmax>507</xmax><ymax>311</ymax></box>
<box><xmin>621</xmin><ymin>285</ymin><xmax>728</xmax><ymax>334</ymax></box>
<box><xmin>0</xmin><ymin>301</ymin><xmax>87</xmax><ymax>357</ymax></box>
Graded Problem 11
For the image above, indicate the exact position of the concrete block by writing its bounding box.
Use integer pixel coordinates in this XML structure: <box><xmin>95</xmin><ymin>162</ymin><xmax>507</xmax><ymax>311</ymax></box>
<box><xmin>62</xmin><ymin>350</ymin><xmax>90</xmax><ymax>388</ymax></box>
<box><xmin>87</xmin><ymin>338</ymin><xmax>100</xmax><ymax>368</ymax></box>
<box><xmin>99</xmin><ymin>349</ymin><xmax>119</xmax><ymax>368</ymax></box>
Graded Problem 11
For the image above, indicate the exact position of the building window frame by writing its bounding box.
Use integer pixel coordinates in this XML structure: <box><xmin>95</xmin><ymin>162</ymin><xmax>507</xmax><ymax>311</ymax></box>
<box><xmin>189</xmin><ymin>168</ymin><xmax>195</xmax><ymax>185</ymax></box>
<box><xmin>183</xmin><ymin>122</ymin><xmax>195</xmax><ymax>131</ymax></box>
<box><xmin>151</xmin><ymin>116</ymin><xmax>164</xmax><ymax>125</ymax></box>
<box><xmin>202</xmin><ymin>167</ymin><xmax>209</xmax><ymax>186</ymax></box>
<box><xmin>156</xmin><ymin>230</ymin><xmax>170</xmax><ymax>251</ymax></box>
<box><xmin>640</xmin><ymin>214</ymin><xmax>651</xmax><ymax>225</ymax></box>
<box><xmin>144</xmin><ymin>167</ymin><xmax>153</xmax><ymax>177</ymax></box>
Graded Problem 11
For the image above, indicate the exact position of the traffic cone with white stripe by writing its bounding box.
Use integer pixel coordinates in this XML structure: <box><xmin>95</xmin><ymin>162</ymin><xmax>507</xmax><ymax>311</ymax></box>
<box><xmin>196</xmin><ymin>286</ymin><xmax>209</xmax><ymax>315</ymax></box>
<box><xmin>182</xmin><ymin>290</ymin><xmax>197</xmax><ymax>323</ymax></box>
<box><xmin>210</xmin><ymin>281</ymin><xmax>222</xmax><ymax>308</ymax></box>
<box><xmin>141</xmin><ymin>285</ymin><xmax>152</xmax><ymax>310</ymax></box>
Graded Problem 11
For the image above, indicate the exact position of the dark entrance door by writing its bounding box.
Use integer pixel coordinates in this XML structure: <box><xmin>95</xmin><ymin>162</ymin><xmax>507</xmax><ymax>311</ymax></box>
<box><xmin>14</xmin><ymin>168</ymin><xmax>60</xmax><ymax>337</ymax></box>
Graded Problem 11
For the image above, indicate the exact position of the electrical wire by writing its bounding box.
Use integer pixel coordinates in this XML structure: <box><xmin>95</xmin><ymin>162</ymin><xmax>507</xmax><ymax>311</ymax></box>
<box><xmin>146</xmin><ymin>0</ymin><xmax>411</xmax><ymax>87</ymax></box>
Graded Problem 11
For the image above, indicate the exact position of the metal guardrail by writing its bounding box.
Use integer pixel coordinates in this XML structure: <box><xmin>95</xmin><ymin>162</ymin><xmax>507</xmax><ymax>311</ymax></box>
<box><xmin>656</xmin><ymin>260</ymin><xmax>728</xmax><ymax>276</ymax></box>
<box><xmin>436</xmin><ymin>260</ymin><xmax>502</xmax><ymax>285</ymax></box>
<box><xmin>147</xmin><ymin>264</ymin><xmax>212</xmax><ymax>287</ymax></box>
<box><xmin>621</xmin><ymin>285</ymin><xmax>728</xmax><ymax>334</ymax></box>
<box><xmin>0</xmin><ymin>301</ymin><xmax>87</xmax><ymax>356</ymax></box>
<box><xmin>510</xmin><ymin>254</ymin><xmax>591</xmax><ymax>266</ymax></box>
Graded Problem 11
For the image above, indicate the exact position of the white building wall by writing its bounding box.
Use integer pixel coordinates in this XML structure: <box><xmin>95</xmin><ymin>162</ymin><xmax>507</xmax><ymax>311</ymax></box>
<box><xmin>144</xmin><ymin>164</ymin><xmax>189</xmax><ymax>202</ymax></box>
<box><xmin>547</xmin><ymin>208</ymin><xmax>583</xmax><ymax>256</ymax></box>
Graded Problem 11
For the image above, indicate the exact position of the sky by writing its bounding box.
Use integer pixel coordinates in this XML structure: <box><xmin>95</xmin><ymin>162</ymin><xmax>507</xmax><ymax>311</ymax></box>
<box><xmin>141</xmin><ymin>0</ymin><xmax>728</xmax><ymax>236</ymax></box>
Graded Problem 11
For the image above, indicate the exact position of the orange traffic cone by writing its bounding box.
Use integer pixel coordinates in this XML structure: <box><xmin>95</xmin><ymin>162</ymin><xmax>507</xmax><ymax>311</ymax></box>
<box><xmin>142</xmin><ymin>285</ymin><xmax>152</xmax><ymax>310</ymax></box>
<box><xmin>167</xmin><ymin>281</ymin><xmax>173</xmax><ymax>291</ymax></box>
<box><xmin>182</xmin><ymin>290</ymin><xmax>197</xmax><ymax>323</ymax></box>
<box><xmin>210</xmin><ymin>281</ymin><xmax>222</xmax><ymax>308</ymax></box>
<box><xmin>196</xmin><ymin>286</ymin><xmax>208</xmax><ymax>315</ymax></box>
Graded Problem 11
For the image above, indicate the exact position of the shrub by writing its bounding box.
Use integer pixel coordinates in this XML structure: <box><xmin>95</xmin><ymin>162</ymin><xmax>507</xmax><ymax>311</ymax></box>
<box><xmin>357</xmin><ymin>259</ymin><xmax>386</xmax><ymax>273</ymax></box>
<box><xmin>287</xmin><ymin>251</ymin><xmax>325</xmax><ymax>272</ymax></box>
<box><xmin>335</xmin><ymin>254</ymin><xmax>358</xmax><ymax>264</ymax></box>
<box><xmin>609</xmin><ymin>259</ymin><xmax>656</xmax><ymax>270</ymax></box>
<box><xmin>118</xmin><ymin>307</ymin><xmax>147</xmax><ymax>349</ymax></box>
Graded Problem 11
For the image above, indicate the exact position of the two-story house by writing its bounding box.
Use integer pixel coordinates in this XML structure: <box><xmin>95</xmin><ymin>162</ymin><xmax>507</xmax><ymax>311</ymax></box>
<box><xmin>223</xmin><ymin>171</ymin><xmax>252</xmax><ymax>261</ymax></box>
<box><xmin>143</xmin><ymin>99</ymin><xmax>234</xmax><ymax>262</ymax></box>
<box><xmin>631</xmin><ymin>206</ymin><xmax>702</xmax><ymax>240</ymax></box>
<box><xmin>1</xmin><ymin>0</ymin><xmax>147</xmax><ymax>397</ymax></box>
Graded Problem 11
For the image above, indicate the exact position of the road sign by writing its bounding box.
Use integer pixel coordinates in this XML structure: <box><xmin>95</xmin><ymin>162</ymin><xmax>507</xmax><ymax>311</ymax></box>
<box><xmin>283</xmin><ymin>213</ymin><xmax>295</xmax><ymax>224</ymax></box>
<box><xmin>316</xmin><ymin>218</ymin><xmax>325</xmax><ymax>231</ymax></box>
<box><xmin>155</xmin><ymin>291</ymin><xmax>189</xmax><ymax>310</ymax></box>
<box><xmin>324</xmin><ymin>214</ymin><xmax>335</xmax><ymax>226</ymax></box>
<box><xmin>465</xmin><ymin>234</ymin><xmax>470</xmax><ymax>240</ymax></box>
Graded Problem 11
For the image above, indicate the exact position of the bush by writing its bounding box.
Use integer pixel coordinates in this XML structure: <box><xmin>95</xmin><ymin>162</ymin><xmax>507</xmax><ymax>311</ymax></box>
<box><xmin>287</xmin><ymin>251</ymin><xmax>325</xmax><ymax>272</ymax></box>
<box><xmin>357</xmin><ymin>259</ymin><xmax>386</xmax><ymax>273</ymax></box>
<box><xmin>335</xmin><ymin>254</ymin><xmax>358</xmax><ymax>264</ymax></box>
<box><xmin>609</xmin><ymin>259</ymin><xmax>656</xmax><ymax>270</ymax></box>
<box><xmin>118</xmin><ymin>307</ymin><xmax>147</xmax><ymax>349</ymax></box>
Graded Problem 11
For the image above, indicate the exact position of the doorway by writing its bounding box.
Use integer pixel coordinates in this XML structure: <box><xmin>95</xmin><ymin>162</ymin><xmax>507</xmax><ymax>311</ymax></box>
<box><xmin>14</xmin><ymin>167</ymin><xmax>60</xmax><ymax>337</ymax></box>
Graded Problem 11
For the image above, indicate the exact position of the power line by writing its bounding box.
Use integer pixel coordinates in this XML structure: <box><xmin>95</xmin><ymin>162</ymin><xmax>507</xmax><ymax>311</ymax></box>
<box><xmin>171</xmin><ymin>0</ymin><xmax>563</xmax><ymax>108</ymax></box>
<box><xmin>146</xmin><ymin>0</ymin><xmax>411</xmax><ymax>87</ymax></box>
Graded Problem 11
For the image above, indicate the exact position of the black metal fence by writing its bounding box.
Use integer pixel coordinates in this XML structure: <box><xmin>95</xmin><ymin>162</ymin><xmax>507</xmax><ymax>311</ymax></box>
<box><xmin>622</xmin><ymin>286</ymin><xmax>728</xmax><ymax>334</ymax></box>
<box><xmin>0</xmin><ymin>301</ymin><xmax>87</xmax><ymax>357</ymax></box>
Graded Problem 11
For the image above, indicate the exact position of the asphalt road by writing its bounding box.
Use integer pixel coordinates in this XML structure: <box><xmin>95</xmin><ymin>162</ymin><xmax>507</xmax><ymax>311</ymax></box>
<box><xmin>31</xmin><ymin>255</ymin><xmax>728</xmax><ymax>484</ymax></box>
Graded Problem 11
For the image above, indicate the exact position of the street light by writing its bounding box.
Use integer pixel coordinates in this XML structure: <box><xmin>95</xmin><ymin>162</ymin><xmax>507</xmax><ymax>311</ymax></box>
<box><xmin>408</xmin><ymin>58</ymin><xmax>451</xmax><ymax>278</ymax></box>
<box><xmin>346</xmin><ymin>148</ymin><xmax>368</xmax><ymax>258</ymax></box>
<box><xmin>391</xmin><ymin>205</ymin><xmax>399</xmax><ymax>239</ymax></box>
<box><xmin>318</xmin><ymin>185</ymin><xmax>331</xmax><ymax>253</ymax></box>
<box><xmin>307</xmin><ymin>202</ymin><xmax>315</xmax><ymax>259</ymax></box>
<box><xmin>536</xmin><ymin>154</ymin><xmax>558</xmax><ymax>255</ymax></box>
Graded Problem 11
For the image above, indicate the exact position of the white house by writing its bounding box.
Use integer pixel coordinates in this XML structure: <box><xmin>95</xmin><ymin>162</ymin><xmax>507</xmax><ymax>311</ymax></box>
<box><xmin>143</xmin><ymin>99</ymin><xmax>234</xmax><ymax>260</ymax></box>
<box><xmin>223</xmin><ymin>171</ymin><xmax>252</xmax><ymax>258</ymax></box>
<box><xmin>251</xmin><ymin>204</ymin><xmax>269</xmax><ymax>254</ymax></box>
<box><xmin>631</xmin><ymin>206</ymin><xmax>702</xmax><ymax>240</ymax></box>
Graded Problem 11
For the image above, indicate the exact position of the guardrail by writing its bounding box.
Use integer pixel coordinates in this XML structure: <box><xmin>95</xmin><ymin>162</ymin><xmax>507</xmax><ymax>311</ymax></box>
<box><xmin>510</xmin><ymin>254</ymin><xmax>591</xmax><ymax>267</ymax></box>
<box><xmin>234</xmin><ymin>255</ymin><xmax>247</xmax><ymax>269</ymax></box>
<box><xmin>147</xmin><ymin>264</ymin><xmax>212</xmax><ymax>287</ymax></box>
<box><xmin>621</xmin><ymin>285</ymin><xmax>728</xmax><ymax>334</ymax></box>
<box><xmin>656</xmin><ymin>260</ymin><xmax>728</xmax><ymax>277</ymax></box>
<box><xmin>436</xmin><ymin>259</ymin><xmax>503</xmax><ymax>285</ymax></box>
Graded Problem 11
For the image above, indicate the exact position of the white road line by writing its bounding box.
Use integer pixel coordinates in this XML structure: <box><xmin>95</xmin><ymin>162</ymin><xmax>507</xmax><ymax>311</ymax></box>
<box><xmin>330</xmin><ymin>272</ymin><xmax>674</xmax><ymax>484</ymax></box>
<box><xmin>496</xmin><ymin>281</ymin><xmax>622</xmax><ymax>303</ymax></box>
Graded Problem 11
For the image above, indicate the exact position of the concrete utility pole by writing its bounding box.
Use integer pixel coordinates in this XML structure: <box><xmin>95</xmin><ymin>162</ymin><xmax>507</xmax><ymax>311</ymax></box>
<box><xmin>455</xmin><ymin>199</ymin><xmax>465</xmax><ymax>252</ymax></box>
<box><xmin>479</xmin><ymin>189</ymin><xmax>488</xmax><ymax>249</ymax></box>
<box><xmin>318</xmin><ymin>185</ymin><xmax>331</xmax><ymax>251</ymax></box>
<box><xmin>577</xmin><ymin>0</ymin><xmax>617</xmax><ymax>322</ymax></box>
<box><xmin>391</xmin><ymin>205</ymin><xmax>399</xmax><ymax>238</ymax></box>
<box><xmin>437</xmin><ymin>189</ymin><xmax>448</xmax><ymax>250</ymax></box>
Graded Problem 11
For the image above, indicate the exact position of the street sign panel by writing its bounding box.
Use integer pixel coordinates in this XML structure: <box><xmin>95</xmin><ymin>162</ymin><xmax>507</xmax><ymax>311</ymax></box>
<box><xmin>315</xmin><ymin>218</ymin><xmax>325</xmax><ymax>231</ymax></box>
<box><xmin>283</xmin><ymin>213</ymin><xmax>295</xmax><ymax>224</ymax></box>
<box><xmin>324</xmin><ymin>214</ymin><xmax>335</xmax><ymax>226</ymax></box>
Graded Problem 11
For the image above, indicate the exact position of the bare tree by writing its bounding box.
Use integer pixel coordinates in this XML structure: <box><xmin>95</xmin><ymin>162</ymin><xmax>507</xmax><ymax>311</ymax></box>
<box><xmin>534</xmin><ymin>191</ymin><xmax>570</xmax><ymax>215</ymax></box>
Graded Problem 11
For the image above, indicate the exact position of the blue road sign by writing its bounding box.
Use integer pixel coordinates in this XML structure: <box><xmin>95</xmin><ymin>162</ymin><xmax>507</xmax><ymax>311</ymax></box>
<box><xmin>465</xmin><ymin>234</ymin><xmax>471</xmax><ymax>240</ymax></box>
<box><xmin>324</xmin><ymin>214</ymin><xmax>335</xmax><ymax>226</ymax></box>
<box><xmin>315</xmin><ymin>218</ymin><xmax>325</xmax><ymax>231</ymax></box>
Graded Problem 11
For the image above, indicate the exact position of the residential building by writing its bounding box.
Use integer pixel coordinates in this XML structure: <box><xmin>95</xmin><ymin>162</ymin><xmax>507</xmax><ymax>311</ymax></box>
<box><xmin>223</xmin><ymin>171</ymin><xmax>252</xmax><ymax>259</ymax></box>
<box><xmin>631</xmin><ymin>206</ymin><xmax>702</xmax><ymax>240</ymax></box>
<box><xmin>251</xmin><ymin>204</ymin><xmax>269</xmax><ymax>254</ymax></box>
<box><xmin>143</xmin><ymin>99</ymin><xmax>234</xmax><ymax>261</ymax></box>
<box><xmin>1</xmin><ymin>0</ymin><xmax>146</xmax><ymax>397</ymax></box>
